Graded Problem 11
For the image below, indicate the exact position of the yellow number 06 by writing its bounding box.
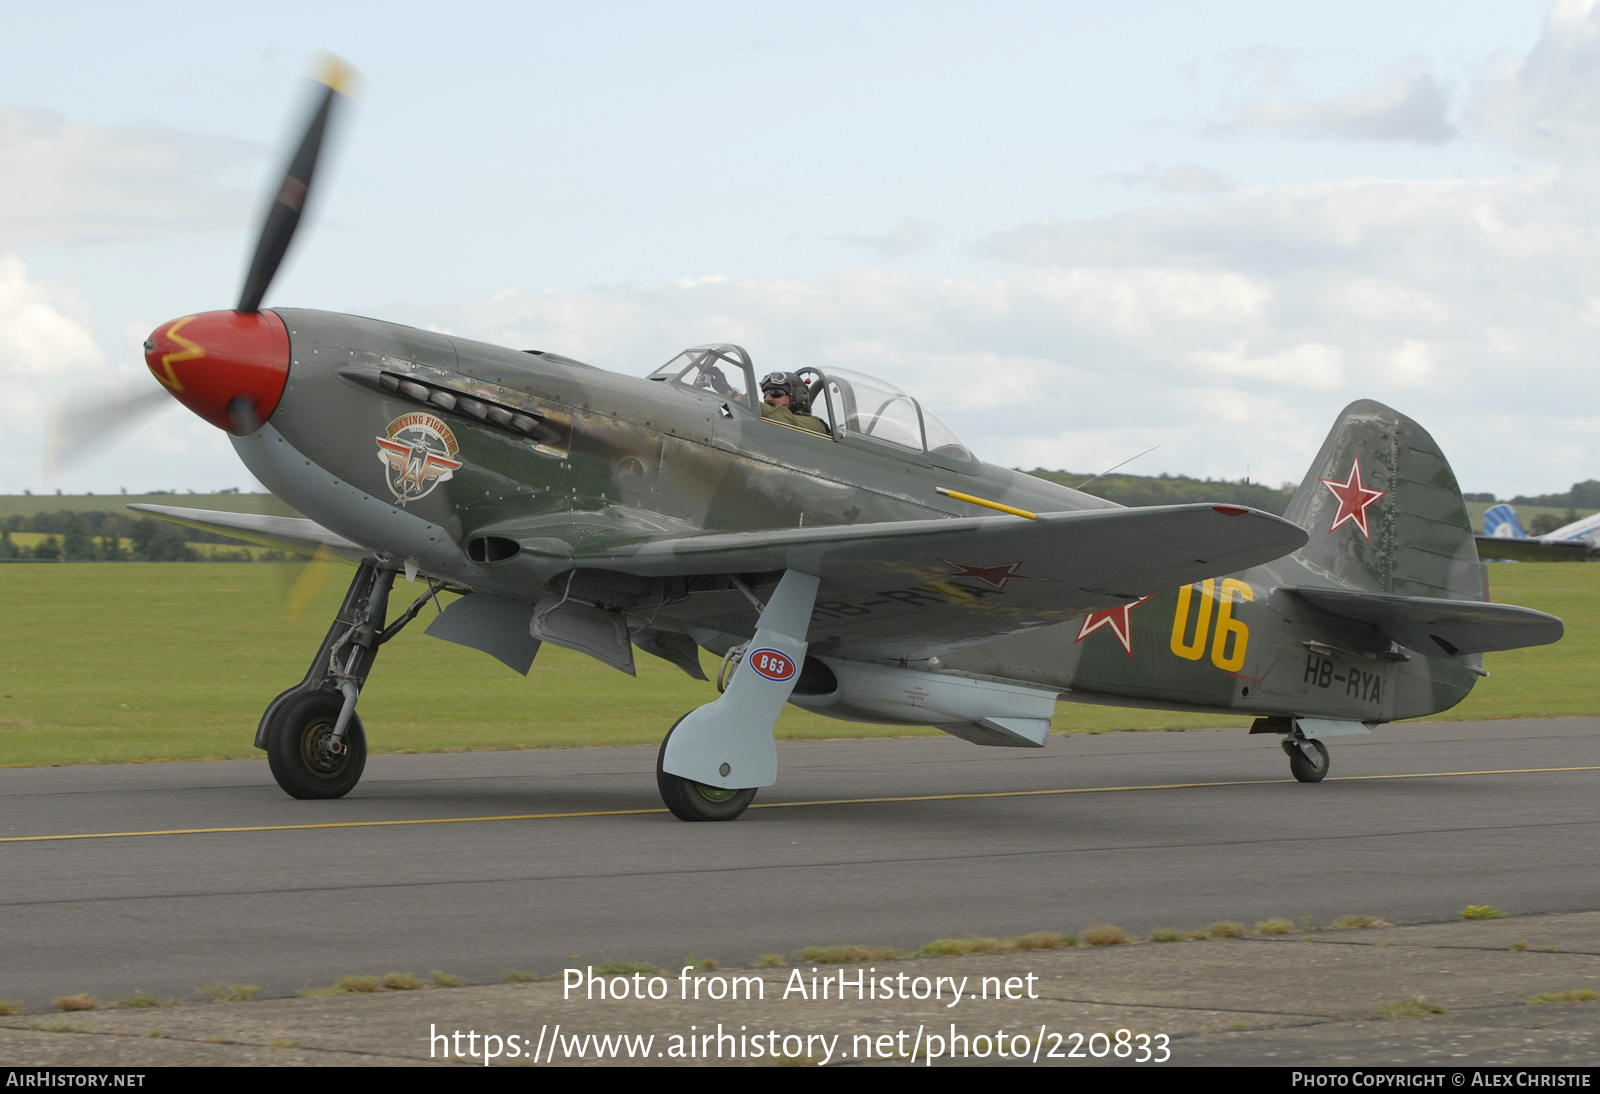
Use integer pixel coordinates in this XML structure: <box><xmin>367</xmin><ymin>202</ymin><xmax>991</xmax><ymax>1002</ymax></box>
<box><xmin>1169</xmin><ymin>578</ymin><xmax>1253</xmax><ymax>672</ymax></box>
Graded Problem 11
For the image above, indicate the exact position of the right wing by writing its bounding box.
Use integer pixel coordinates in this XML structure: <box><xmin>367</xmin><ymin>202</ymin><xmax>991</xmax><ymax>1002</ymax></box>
<box><xmin>127</xmin><ymin>504</ymin><xmax>366</xmax><ymax>561</ymax></box>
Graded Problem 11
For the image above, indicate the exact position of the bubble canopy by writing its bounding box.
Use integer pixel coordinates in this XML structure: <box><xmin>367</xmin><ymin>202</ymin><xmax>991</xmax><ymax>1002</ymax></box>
<box><xmin>647</xmin><ymin>346</ymin><xmax>975</xmax><ymax>464</ymax></box>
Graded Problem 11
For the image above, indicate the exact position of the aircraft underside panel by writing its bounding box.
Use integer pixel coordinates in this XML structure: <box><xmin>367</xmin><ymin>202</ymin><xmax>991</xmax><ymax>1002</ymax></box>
<box><xmin>787</xmin><ymin>660</ymin><xmax>1057</xmax><ymax>747</ymax></box>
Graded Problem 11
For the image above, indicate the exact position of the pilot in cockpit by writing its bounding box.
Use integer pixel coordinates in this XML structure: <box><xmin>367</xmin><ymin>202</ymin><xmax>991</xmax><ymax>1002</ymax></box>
<box><xmin>759</xmin><ymin>372</ymin><xmax>829</xmax><ymax>436</ymax></box>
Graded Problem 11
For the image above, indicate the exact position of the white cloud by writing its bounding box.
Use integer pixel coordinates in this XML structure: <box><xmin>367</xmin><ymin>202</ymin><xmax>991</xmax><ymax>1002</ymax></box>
<box><xmin>0</xmin><ymin>255</ymin><xmax>103</xmax><ymax>397</ymax></box>
<box><xmin>1385</xmin><ymin>339</ymin><xmax>1437</xmax><ymax>389</ymax></box>
<box><xmin>1099</xmin><ymin>162</ymin><xmax>1233</xmax><ymax>194</ymax></box>
<box><xmin>1479</xmin><ymin>0</ymin><xmax>1600</xmax><ymax>161</ymax></box>
<box><xmin>0</xmin><ymin>104</ymin><xmax>259</xmax><ymax>248</ymax></box>
<box><xmin>1235</xmin><ymin>58</ymin><xmax>1457</xmax><ymax>145</ymax></box>
<box><xmin>1157</xmin><ymin>164</ymin><xmax>1234</xmax><ymax>194</ymax></box>
<box><xmin>1192</xmin><ymin>341</ymin><xmax>1346</xmax><ymax>390</ymax></box>
<box><xmin>403</xmin><ymin>146</ymin><xmax>1600</xmax><ymax>496</ymax></box>
<box><xmin>835</xmin><ymin>218</ymin><xmax>940</xmax><ymax>258</ymax></box>
<box><xmin>0</xmin><ymin>256</ymin><xmax>230</xmax><ymax>494</ymax></box>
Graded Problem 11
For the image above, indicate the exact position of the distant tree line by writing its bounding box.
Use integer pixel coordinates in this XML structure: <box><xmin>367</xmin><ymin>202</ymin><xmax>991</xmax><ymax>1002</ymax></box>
<box><xmin>1026</xmin><ymin>470</ymin><xmax>1298</xmax><ymax>515</ymax></box>
<box><xmin>0</xmin><ymin>512</ymin><xmax>288</xmax><ymax>562</ymax></box>
<box><xmin>1461</xmin><ymin>479</ymin><xmax>1600</xmax><ymax>536</ymax></box>
<box><xmin>1506</xmin><ymin>480</ymin><xmax>1600</xmax><ymax>510</ymax></box>
<box><xmin>1460</xmin><ymin>481</ymin><xmax>1600</xmax><ymax>508</ymax></box>
<box><xmin>1030</xmin><ymin>471</ymin><xmax>1600</xmax><ymax>519</ymax></box>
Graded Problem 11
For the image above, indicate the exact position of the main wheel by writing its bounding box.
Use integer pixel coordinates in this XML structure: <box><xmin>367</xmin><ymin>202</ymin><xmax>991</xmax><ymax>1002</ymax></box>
<box><xmin>656</xmin><ymin>715</ymin><xmax>757</xmax><ymax>821</ymax></box>
<box><xmin>265</xmin><ymin>690</ymin><xmax>367</xmax><ymax>800</ymax></box>
<box><xmin>1283</xmin><ymin>736</ymin><xmax>1330</xmax><ymax>783</ymax></box>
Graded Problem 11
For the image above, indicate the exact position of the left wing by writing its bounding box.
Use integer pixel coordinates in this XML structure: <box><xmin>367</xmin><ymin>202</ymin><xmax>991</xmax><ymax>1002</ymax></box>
<box><xmin>562</xmin><ymin>503</ymin><xmax>1308</xmax><ymax>657</ymax></box>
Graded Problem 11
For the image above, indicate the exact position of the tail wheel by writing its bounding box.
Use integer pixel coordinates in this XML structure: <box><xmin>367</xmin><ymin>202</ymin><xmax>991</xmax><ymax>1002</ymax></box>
<box><xmin>265</xmin><ymin>690</ymin><xmax>367</xmax><ymax>800</ymax></box>
<box><xmin>1283</xmin><ymin>737</ymin><xmax>1330</xmax><ymax>783</ymax></box>
<box><xmin>656</xmin><ymin>714</ymin><xmax>757</xmax><ymax>821</ymax></box>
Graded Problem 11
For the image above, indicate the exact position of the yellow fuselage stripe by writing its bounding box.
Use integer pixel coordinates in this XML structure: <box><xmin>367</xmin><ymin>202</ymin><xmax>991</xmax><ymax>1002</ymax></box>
<box><xmin>2</xmin><ymin>765</ymin><xmax>1595</xmax><ymax>844</ymax></box>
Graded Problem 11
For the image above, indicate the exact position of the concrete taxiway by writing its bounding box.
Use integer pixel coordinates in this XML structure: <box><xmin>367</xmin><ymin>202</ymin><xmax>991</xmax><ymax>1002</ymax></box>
<box><xmin>3</xmin><ymin>912</ymin><xmax>1598</xmax><ymax>1066</ymax></box>
<box><xmin>1</xmin><ymin>718</ymin><xmax>1596</xmax><ymax>1020</ymax></box>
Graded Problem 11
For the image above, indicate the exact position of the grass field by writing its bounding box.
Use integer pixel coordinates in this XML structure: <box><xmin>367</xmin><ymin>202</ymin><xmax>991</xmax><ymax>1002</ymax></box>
<box><xmin>0</xmin><ymin>562</ymin><xmax>1594</xmax><ymax>767</ymax></box>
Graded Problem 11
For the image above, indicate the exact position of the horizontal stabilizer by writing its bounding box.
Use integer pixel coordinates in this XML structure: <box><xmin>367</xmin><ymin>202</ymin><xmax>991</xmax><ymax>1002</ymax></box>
<box><xmin>1288</xmin><ymin>587</ymin><xmax>1563</xmax><ymax>655</ymax></box>
<box><xmin>127</xmin><ymin>504</ymin><xmax>366</xmax><ymax>561</ymax></box>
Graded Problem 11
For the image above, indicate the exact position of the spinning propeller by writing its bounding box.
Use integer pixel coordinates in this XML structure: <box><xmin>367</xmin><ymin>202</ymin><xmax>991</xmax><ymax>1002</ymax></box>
<box><xmin>236</xmin><ymin>56</ymin><xmax>351</xmax><ymax>317</ymax></box>
<box><xmin>45</xmin><ymin>56</ymin><xmax>356</xmax><ymax>480</ymax></box>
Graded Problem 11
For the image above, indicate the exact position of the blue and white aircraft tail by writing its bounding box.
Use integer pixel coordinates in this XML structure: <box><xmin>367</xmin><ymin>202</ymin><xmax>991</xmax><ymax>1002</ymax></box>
<box><xmin>1476</xmin><ymin>503</ymin><xmax>1599</xmax><ymax>562</ymax></box>
<box><xmin>1483</xmin><ymin>504</ymin><xmax>1527</xmax><ymax>539</ymax></box>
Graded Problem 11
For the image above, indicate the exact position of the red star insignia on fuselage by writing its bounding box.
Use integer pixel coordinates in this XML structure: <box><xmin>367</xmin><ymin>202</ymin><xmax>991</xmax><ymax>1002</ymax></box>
<box><xmin>1074</xmin><ymin>596</ymin><xmax>1153</xmax><ymax>657</ymax></box>
<box><xmin>1319</xmin><ymin>455</ymin><xmax>1387</xmax><ymax>541</ymax></box>
<box><xmin>930</xmin><ymin>559</ymin><xmax>1044</xmax><ymax>590</ymax></box>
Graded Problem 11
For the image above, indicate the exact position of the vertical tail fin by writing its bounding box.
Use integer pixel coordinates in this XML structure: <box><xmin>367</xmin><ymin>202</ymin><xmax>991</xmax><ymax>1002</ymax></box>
<box><xmin>1281</xmin><ymin>400</ymin><xmax>1485</xmax><ymax>601</ymax></box>
<box><xmin>1483</xmin><ymin>504</ymin><xmax>1526</xmax><ymax>538</ymax></box>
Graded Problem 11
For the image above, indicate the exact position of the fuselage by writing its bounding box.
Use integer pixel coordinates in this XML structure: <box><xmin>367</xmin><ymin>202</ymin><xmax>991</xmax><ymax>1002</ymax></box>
<box><xmin>149</xmin><ymin>307</ymin><xmax>1481</xmax><ymax>728</ymax></box>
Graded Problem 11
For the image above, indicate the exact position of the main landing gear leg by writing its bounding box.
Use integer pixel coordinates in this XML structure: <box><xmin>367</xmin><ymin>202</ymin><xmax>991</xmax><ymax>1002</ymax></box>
<box><xmin>658</xmin><ymin>570</ymin><xmax>820</xmax><ymax>821</ymax></box>
<box><xmin>1282</xmin><ymin>733</ymin><xmax>1331</xmax><ymax>783</ymax></box>
<box><xmin>257</xmin><ymin>560</ymin><xmax>440</xmax><ymax>800</ymax></box>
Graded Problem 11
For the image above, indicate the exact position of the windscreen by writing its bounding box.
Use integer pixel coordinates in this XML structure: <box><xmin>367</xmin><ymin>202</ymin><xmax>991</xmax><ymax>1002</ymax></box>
<box><xmin>920</xmin><ymin>405</ymin><xmax>972</xmax><ymax>462</ymax></box>
<box><xmin>648</xmin><ymin>347</ymin><xmax>749</xmax><ymax>405</ymax></box>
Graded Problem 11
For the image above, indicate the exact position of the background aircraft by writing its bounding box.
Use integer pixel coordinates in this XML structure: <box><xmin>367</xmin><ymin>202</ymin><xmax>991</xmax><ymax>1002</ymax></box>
<box><xmin>79</xmin><ymin>64</ymin><xmax>1563</xmax><ymax>821</ymax></box>
<box><xmin>1476</xmin><ymin>503</ymin><xmax>1600</xmax><ymax>563</ymax></box>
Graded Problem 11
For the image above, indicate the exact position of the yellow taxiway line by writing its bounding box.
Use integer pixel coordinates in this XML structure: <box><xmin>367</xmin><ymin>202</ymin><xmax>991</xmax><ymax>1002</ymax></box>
<box><xmin>2</xmin><ymin>765</ymin><xmax>1596</xmax><ymax>845</ymax></box>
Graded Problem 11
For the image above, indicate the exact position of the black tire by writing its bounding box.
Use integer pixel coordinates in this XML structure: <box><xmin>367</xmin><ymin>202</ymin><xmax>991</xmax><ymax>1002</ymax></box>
<box><xmin>1283</xmin><ymin>737</ymin><xmax>1330</xmax><ymax>783</ymax></box>
<box><xmin>656</xmin><ymin>715</ymin><xmax>757</xmax><ymax>822</ymax></box>
<box><xmin>265</xmin><ymin>690</ymin><xmax>367</xmax><ymax>800</ymax></box>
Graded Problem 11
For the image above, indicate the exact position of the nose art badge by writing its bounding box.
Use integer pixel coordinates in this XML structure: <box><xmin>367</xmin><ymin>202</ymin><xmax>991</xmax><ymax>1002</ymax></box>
<box><xmin>376</xmin><ymin>412</ymin><xmax>462</xmax><ymax>506</ymax></box>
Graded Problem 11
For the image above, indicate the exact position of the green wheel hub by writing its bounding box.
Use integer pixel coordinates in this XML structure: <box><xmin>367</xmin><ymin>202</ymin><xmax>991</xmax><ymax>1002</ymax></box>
<box><xmin>298</xmin><ymin>715</ymin><xmax>350</xmax><ymax>778</ymax></box>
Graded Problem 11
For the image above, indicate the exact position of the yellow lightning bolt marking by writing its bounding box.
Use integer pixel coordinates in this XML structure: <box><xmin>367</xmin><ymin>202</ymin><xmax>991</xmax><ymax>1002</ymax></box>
<box><xmin>155</xmin><ymin>315</ymin><xmax>203</xmax><ymax>393</ymax></box>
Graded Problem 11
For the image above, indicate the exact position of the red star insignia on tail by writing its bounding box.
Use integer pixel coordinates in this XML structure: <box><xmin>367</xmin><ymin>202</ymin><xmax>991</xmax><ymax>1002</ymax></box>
<box><xmin>1074</xmin><ymin>596</ymin><xmax>1153</xmax><ymax>656</ymax></box>
<box><xmin>1320</xmin><ymin>455</ymin><xmax>1387</xmax><ymax>541</ymax></box>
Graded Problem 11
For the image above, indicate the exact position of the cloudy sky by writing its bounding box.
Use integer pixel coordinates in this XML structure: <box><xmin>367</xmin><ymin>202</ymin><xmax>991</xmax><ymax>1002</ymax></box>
<box><xmin>1</xmin><ymin>1</ymin><xmax>1594</xmax><ymax>498</ymax></box>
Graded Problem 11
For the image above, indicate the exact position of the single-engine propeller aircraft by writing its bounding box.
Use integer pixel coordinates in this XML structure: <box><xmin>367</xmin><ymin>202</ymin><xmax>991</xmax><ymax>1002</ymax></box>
<box><xmin>108</xmin><ymin>63</ymin><xmax>1562</xmax><ymax>820</ymax></box>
